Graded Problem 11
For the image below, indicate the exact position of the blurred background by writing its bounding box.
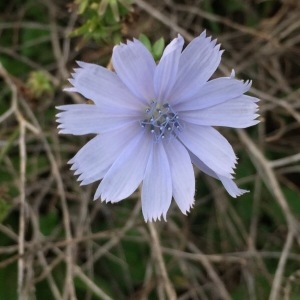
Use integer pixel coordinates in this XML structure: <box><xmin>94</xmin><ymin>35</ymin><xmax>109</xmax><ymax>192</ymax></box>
<box><xmin>1</xmin><ymin>0</ymin><xmax>300</xmax><ymax>299</ymax></box>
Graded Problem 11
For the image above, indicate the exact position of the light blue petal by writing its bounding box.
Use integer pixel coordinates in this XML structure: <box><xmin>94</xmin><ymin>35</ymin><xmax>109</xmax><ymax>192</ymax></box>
<box><xmin>142</xmin><ymin>143</ymin><xmax>172</xmax><ymax>222</ymax></box>
<box><xmin>218</xmin><ymin>176</ymin><xmax>248</xmax><ymax>197</ymax></box>
<box><xmin>171</xmin><ymin>31</ymin><xmax>223</xmax><ymax>103</ymax></box>
<box><xmin>69</xmin><ymin>123</ymin><xmax>141</xmax><ymax>185</ymax></box>
<box><xmin>174</xmin><ymin>77</ymin><xmax>251</xmax><ymax>111</ymax></box>
<box><xmin>179</xmin><ymin>124</ymin><xmax>237</xmax><ymax>177</ymax></box>
<box><xmin>165</xmin><ymin>139</ymin><xmax>195</xmax><ymax>214</ymax></box>
<box><xmin>189</xmin><ymin>152</ymin><xmax>248</xmax><ymax>197</ymax></box>
<box><xmin>189</xmin><ymin>151</ymin><xmax>222</xmax><ymax>179</ymax></box>
<box><xmin>94</xmin><ymin>131</ymin><xmax>152</xmax><ymax>202</ymax></box>
<box><xmin>180</xmin><ymin>95</ymin><xmax>260</xmax><ymax>128</ymax></box>
<box><xmin>112</xmin><ymin>39</ymin><xmax>156</xmax><ymax>101</ymax></box>
<box><xmin>65</xmin><ymin>61</ymin><xmax>143</xmax><ymax>112</ymax></box>
<box><xmin>56</xmin><ymin>104</ymin><xmax>103</xmax><ymax>135</ymax></box>
<box><xmin>56</xmin><ymin>104</ymin><xmax>138</xmax><ymax>135</ymax></box>
<box><xmin>154</xmin><ymin>35</ymin><xmax>184</xmax><ymax>102</ymax></box>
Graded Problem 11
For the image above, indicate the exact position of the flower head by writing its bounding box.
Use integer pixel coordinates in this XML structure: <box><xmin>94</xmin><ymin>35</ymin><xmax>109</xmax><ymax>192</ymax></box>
<box><xmin>57</xmin><ymin>31</ymin><xmax>259</xmax><ymax>221</ymax></box>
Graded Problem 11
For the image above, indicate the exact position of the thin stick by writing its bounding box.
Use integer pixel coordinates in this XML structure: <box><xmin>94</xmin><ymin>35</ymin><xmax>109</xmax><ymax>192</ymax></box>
<box><xmin>237</xmin><ymin>129</ymin><xmax>296</xmax><ymax>229</ymax></box>
<box><xmin>19</xmin><ymin>96</ymin><xmax>76</xmax><ymax>300</ymax></box>
<box><xmin>148</xmin><ymin>222</ymin><xmax>177</xmax><ymax>300</ymax></box>
<box><xmin>270</xmin><ymin>153</ymin><xmax>300</xmax><ymax>168</ymax></box>
<box><xmin>237</xmin><ymin>129</ymin><xmax>298</xmax><ymax>300</ymax></box>
<box><xmin>74</xmin><ymin>265</ymin><xmax>113</xmax><ymax>300</ymax></box>
<box><xmin>18</xmin><ymin>121</ymin><xmax>26</xmax><ymax>300</ymax></box>
<box><xmin>269</xmin><ymin>231</ymin><xmax>294</xmax><ymax>300</ymax></box>
<box><xmin>135</xmin><ymin>0</ymin><xmax>193</xmax><ymax>41</ymax></box>
<box><xmin>0</xmin><ymin>63</ymin><xmax>28</xmax><ymax>300</ymax></box>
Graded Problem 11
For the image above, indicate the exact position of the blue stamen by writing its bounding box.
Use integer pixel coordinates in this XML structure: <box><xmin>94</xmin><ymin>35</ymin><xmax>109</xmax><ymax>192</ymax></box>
<box><xmin>140</xmin><ymin>101</ymin><xmax>183</xmax><ymax>142</ymax></box>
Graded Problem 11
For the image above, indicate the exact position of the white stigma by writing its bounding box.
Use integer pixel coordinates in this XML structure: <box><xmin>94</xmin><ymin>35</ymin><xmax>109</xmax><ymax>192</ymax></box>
<box><xmin>140</xmin><ymin>101</ymin><xmax>183</xmax><ymax>142</ymax></box>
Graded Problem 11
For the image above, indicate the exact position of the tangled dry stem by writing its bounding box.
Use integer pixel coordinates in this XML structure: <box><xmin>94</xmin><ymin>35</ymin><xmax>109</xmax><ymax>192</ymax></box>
<box><xmin>1</xmin><ymin>0</ymin><xmax>300</xmax><ymax>299</ymax></box>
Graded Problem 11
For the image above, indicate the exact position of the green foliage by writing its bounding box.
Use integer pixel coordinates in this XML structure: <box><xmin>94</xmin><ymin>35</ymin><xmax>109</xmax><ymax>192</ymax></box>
<box><xmin>139</xmin><ymin>34</ymin><xmax>165</xmax><ymax>60</ymax></box>
<box><xmin>72</xmin><ymin>0</ymin><xmax>133</xmax><ymax>43</ymax></box>
<box><xmin>0</xmin><ymin>1</ymin><xmax>54</xmax><ymax>75</ymax></box>
<box><xmin>1</xmin><ymin>0</ymin><xmax>299</xmax><ymax>299</ymax></box>
<box><xmin>122</xmin><ymin>238</ymin><xmax>148</xmax><ymax>281</ymax></box>
<box><xmin>0</xmin><ymin>129</ymin><xmax>19</xmax><ymax>164</ymax></box>
<box><xmin>0</xmin><ymin>198</ymin><xmax>11</xmax><ymax>223</ymax></box>
<box><xmin>138</xmin><ymin>34</ymin><xmax>152</xmax><ymax>52</ymax></box>
<box><xmin>35</xmin><ymin>263</ymin><xmax>67</xmax><ymax>300</ymax></box>
<box><xmin>39</xmin><ymin>210</ymin><xmax>59</xmax><ymax>236</ymax></box>
<box><xmin>200</xmin><ymin>0</ymin><xmax>280</xmax><ymax>34</ymax></box>
<box><xmin>284</xmin><ymin>187</ymin><xmax>300</xmax><ymax>215</ymax></box>
<box><xmin>0</xmin><ymin>263</ymin><xmax>18</xmax><ymax>300</ymax></box>
<box><xmin>26</xmin><ymin>71</ymin><xmax>54</xmax><ymax>98</ymax></box>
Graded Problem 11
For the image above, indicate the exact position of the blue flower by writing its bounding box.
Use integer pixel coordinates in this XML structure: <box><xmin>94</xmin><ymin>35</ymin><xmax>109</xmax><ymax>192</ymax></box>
<box><xmin>57</xmin><ymin>31</ymin><xmax>259</xmax><ymax>222</ymax></box>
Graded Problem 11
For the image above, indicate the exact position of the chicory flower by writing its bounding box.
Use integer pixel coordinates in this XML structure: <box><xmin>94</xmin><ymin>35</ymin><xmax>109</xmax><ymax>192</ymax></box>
<box><xmin>57</xmin><ymin>31</ymin><xmax>259</xmax><ymax>221</ymax></box>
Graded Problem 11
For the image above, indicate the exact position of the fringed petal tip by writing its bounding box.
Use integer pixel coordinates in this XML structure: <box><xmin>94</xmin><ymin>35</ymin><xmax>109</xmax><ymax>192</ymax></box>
<box><xmin>67</xmin><ymin>157</ymin><xmax>74</xmax><ymax>165</ymax></box>
<box><xmin>142</xmin><ymin>201</ymin><xmax>169</xmax><ymax>222</ymax></box>
<box><xmin>79</xmin><ymin>177</ymin><xmax>94</xmax><ymax>186</ymax></box>
<box><xmin>114</xmin><ymin>37</ymin><xmax>150</xmax><ymax>50</ymax></box>
<box><xmin>181</xmin><ymin>200</ymin><xmax>195</xmax><ymax>215</ymax></box>
<box><xmin>198</xmin><ymin>29</ymin><xmax>220</xmax><ymax>47</ymax></box>
<box><xmin>63</xmin><ymin>86</ymin><xmax>76</xmax><ymax>92</ymax></box>
<box><xmin>144</xmin><ymin>212</ymin><xmax>167</xmax><ymax>223</ymax></box>
<box><xmin>73</xmin><ymin>168</ymin><xmax>81</xmax><ymax>176</ymax></box>
<box><xmin>67</xmin><ymin>165</ymin><xmax>90</xmax><ymax>187</ymax></box>
<box><xmin>226</xmin><ymin>69</ymin><xmax>252</xmax><ymax>89</ymax></box>
<box><xmin>57</xmin><ymin>129</ymin><xmax>67</xmax><ymax>134</ymax></box>
<box><xmin>101</xmin><ymin>197</ymin><xmax>119</xmax><ymax>204</ymax></box>
<box><xmin>92</xmin><ymin>186</ymin><xmax>104</xmax><ymax>201</ymax></box>
<box><xmin>62</xmin><ymin>65</ymin><xmax>83</xmax><ymax>92</ymax></box>
<box><xmin>93</xmin><ymin>194</ymin><xmax>101</xmax><ymax>201</ymax></box>
<box><xmin>230</xmin><ymin>69</ymin><xmax>235</xmax><ymax>78</ymax></box>
<box><xmin>62</xmin><ymin>60</ymin><xmax>98</xmax><ymax>93</ymax></box>
<box><xmin>55</xmin><ymin>105</ymin><xmax>68</xmax><ymax>111</ymax></box>
<box><xmin>244</xmin><ymin>79</ymin><xmax>252</xmax><ymax>90</ymax></box>
<box><xmin>75</xmin><ymin>60</ymin><xmax>86</xmax><ymax>68</ymax></box>
<box><xmin>143</xmin><ymin>197</ymin><xmax>195</xmax><ymax>221</ymax></box>
<box><xmin>219</xmin><ymin>175</ymin><xmax>249</xmax><ymax>198</ymax></box>
<box><xmin>234</xmin><ymin>189</ymin><xmax>249</xmax><ymax>198</ymax></box>
<box><xmin>92</xmin><ymin>193</ymin><xmax>116</xmax><ymax>204</ymax></box>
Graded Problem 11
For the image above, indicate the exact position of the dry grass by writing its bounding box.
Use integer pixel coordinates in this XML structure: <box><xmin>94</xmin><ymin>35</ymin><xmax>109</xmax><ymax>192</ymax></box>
<box><xmin>1</xmin><ymin>0</ymin><xmax>300</xmax><ymax>299</ymax></box>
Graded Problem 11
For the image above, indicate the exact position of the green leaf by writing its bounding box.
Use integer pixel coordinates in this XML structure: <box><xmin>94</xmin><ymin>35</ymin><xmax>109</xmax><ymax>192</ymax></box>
<box><xmin>76</xmin><ymin>0</ymin><xmax>90</xmax><ymax>14</ymax></box>
<box><xmin>152</xmin><ymin>37</ymin><xmax>165</xmax><ymax>60</ymax></box>
<box><xmin>284</xmin><ymin>187</ymin><xmax>300</xmax><ymax>215</ymax></box>
<box><xmin>138</xmin><ymin>34</ymin><xmax>152</xmax><ymax>52</ymax></box>
<box><xmin>0</xmin><ymin>263</ymin><xmax>17</xmax><ymax>300</ymax></box>
<box><xmin>0</xmin><ymin>128</ymin><xmax>19</xmax><ymax>164</ymax></box>
<box><xmin>26</xmin><ymin>71</ymin><xmax>54</xmax><ymax>98</ymax></box>
<box><xmin>0</xmin><ymin>198</ymin><xmax>11</xmax><ymax>223</ymax></box>
<box><xmin>39</xmin><ymin>210</ymin><xmax>59</xmax><ymax>236</ymax></box>
<box><xmin>110</xmin><ymin>0</ymin><xmax>120</xmax><ymax>22</ymax></box>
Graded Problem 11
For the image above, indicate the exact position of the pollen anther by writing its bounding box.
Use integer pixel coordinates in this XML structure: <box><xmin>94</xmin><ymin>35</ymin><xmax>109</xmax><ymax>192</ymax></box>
<box><xmin>140</xmin><ymin>101</ymin><xmax>182</xmax><ymax>142</ymax></box>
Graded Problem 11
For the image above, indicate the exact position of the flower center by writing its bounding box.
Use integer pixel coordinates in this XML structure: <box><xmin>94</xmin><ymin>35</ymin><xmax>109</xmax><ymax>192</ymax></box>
<box><xmin>140</xmin><ymin>101</ymin><xmax>183</xmax><ymax>142</ymax></box>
